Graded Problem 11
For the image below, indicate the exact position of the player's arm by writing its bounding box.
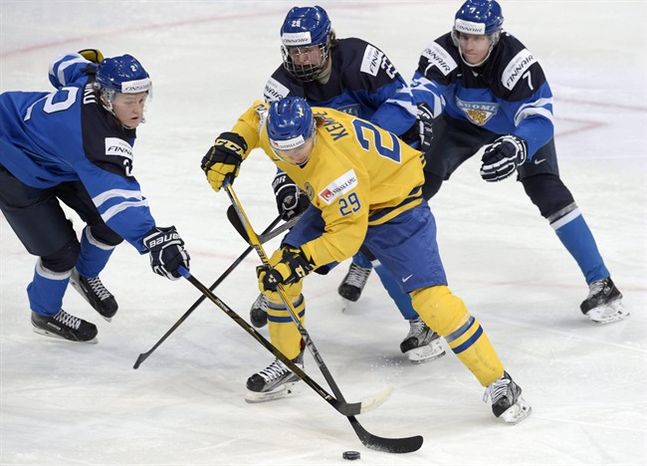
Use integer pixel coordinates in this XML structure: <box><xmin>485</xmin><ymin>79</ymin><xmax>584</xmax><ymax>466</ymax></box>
<box><xmin>200</xmin><ymin>101</ymin><xmax>265</xmax><ymax>192</ymax></box>
<box><xmin>48</xmin><ymin>51</ymin><xmax>101</xmax><ymax>89</ymax></box>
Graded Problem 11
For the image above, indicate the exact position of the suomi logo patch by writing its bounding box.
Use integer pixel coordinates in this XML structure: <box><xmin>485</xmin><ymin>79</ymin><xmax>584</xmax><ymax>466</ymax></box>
<box><xmin>318</xmin><ymin>170</ymin><xmax>358</xmax><ymax>205</ymax></box>
<box><xmin>455</xmin><ymin>97</ymin><xmax>498</xmax><ymax>126</ymax></box>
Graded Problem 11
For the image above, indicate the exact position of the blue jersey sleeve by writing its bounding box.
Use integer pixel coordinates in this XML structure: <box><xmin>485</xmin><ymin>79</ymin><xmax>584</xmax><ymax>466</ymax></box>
<box><xmin>48</xmin><ymin>53</ymin><xmax>97</xmax><ymax>89</ymax></box>
<box><xmin>364</xmin><ymin>78</ymin><xmax>417</xmax><ymax>136</ymax></box>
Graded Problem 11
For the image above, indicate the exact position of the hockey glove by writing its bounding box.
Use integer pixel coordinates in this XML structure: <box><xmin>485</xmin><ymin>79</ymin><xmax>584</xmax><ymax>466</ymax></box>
<box><xmin>256</xmin><ymin>246</ymin><xmax>314</xmax><ymax>292</ymax></box>
<box><xmin>78</xmin><ymin>48</ymin><xmax>104</xmax><ymax>63</ymax></box>
<box><xmin>272</xmin><ymin>172</ymin><xmax>310</xmax><ymax>221</ymax></box>
<box><xmin>143</xmin><ymin>226</ymin><xmax>191</xmax><ymax>280</ymax></box>
<box><xmin>480</xmin><ymin>135</ymin><xmax>527</xmax><ymax>182</ymax></box>
<box><xmin>200</xmin><ymin>132</ymin><xmax>248</xmax><ymax>192</ymax></box>
<box><xmin>417</xmin><ymin>102</ymin><xmax>434</xmax><ymax>152</ymax></box>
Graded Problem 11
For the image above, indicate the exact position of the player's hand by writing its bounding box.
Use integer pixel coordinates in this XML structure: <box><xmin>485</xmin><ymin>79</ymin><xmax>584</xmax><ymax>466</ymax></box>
<box><xmin>200</xmin><ymin>132</ymin><xmax>247</xmax><ymax>192</ymax></box>
<box><xmin>480</xmin><ymin>135</ymin><xmax>527</xmax><ymax>182</ymax></box>
<box><xmin>417</xmin><ymin>102</ymin><xmax>434</xmax><ymax>152</ymax></box>
<box><xmin>78</xmin><ymin>48</ymin><xmax>104</xmax><ymax>63</ymax></box>
<box><xmin>272</xmin><ymin>172</ymin><xmax>310</xmax><ymax>221</ymax></box>
<box><xmin>256</xmin><ymin>246</ymin><xmax>314</xmax><ymax>292</ymax></box>
<box><xmin>143</xmin><ymin>226</ymin><xmax>190</xmax><ymax>280</ymax></box>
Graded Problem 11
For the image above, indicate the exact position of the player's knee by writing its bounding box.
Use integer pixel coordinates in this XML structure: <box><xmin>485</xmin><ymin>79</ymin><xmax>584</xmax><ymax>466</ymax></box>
<box><xmin>410</xmin><ymin>285</ymin><xmax>469</xmax><ymax>336</ymax></box>
<box><xmin>422</xmin><ymin>172</ymin><xmax>443</xmax><ymax>200</ymax></box>
<box><xmin>267</xmin><ymin>293</ymin><xmax>305</xmax><ymax>359</ymax></box>
<box><xmin>522</xmin><ymin>174</ymin><xmax>575</xmax><ymax>218</ymax></box>
<box><xmin>40</xmin><ymin>238</ymin><xmax>80</xmax><ymax>273</ymax></box>
<box><xmin>87</xmin><ymin>224</ymin><xmax>122</xmax><ymax>247</ymax></box>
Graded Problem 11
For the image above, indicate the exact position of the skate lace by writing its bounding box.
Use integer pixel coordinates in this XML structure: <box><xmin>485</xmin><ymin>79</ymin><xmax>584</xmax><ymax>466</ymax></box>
<box><xmin>406</xmin><ymin>318</ymin><xmax>428</xmax><ymax>339</ymax></box>
<box><xmin>344</xmin><ymin>263</ymin><xmax>371</xmax><ymax>288</ymax></box>
<box><xmin>86</xmin><ymin>276</ymin><xmax>112</xmax><ymax>301</ymax></box>
<box><xmin>483</xmin><ymin>375</ymin><xmax>511</xmax><ymax>404</ymax></box>
<box><xmin>587</xmin><ymin>278</ymin><xmax>609</xmax><ymax>298</ymax></box>
<box><xmin>258</xmin><ymin>360</ymin><xmax>289</xmax><ymax>383</ymax></box>
<box><xmin>54</xmin><ymin>310</ymin><xmax>81</xmax><ymax>330</ymax></box>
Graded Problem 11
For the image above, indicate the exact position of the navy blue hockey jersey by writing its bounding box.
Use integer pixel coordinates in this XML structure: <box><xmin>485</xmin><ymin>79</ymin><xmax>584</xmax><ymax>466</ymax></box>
<box><xmin>410</xmin><ymin>32</ymin><xmax>554</xmax><ymax>158</ymax></box>
<box><xmin>263</xmin><ymin>37</ymin><xmax>417</xmax><ymax>136</ymax></box>
<box><xmin>0</xmin><ymin>53</ymin><xmax>155</xmax><ymax>252</ymax></box>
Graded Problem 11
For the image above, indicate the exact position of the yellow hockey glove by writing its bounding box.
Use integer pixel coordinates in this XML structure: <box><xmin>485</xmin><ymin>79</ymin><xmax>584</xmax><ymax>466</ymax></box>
<box><xmin>78</xmin><ymin>48</ymin><xmax>104</xmax><ymax>63</ymax></box>
<box><xmin>256</xmin><ymin>246</ymin><xmax>314</xmax><ymax>293</ymax></box>
<box><xmin>200</xmin><ymin>132</ymin><xmax>248</xmax><ymax>192</ymax></box>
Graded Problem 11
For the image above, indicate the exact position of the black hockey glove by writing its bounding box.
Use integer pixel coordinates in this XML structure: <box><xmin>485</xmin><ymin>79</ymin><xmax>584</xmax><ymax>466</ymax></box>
<box><xmin>78</xmin><ymin>48</ymin><xmax>104</xmax><ymax>63</ymax></box>
<box><xmin>480</xmin><ymin>135</ymin><xmax>527</xmax><ymax>182</ymax></box>
<box><xmin>272</xmin><ymin>172</ymin><xmax>310</xmax><ymax>221</ymax></box>
<box><xmin>417</xmin><ymin>102</ymin><xmax>434</xmax><ymax>152</ymax></box>
<box><xmin>256</xmin><ymin>246</ymin><xmax>314</xmax><ymax>292</ymax></box>
<box><xmin>201</xmin><ymin>132</ymin><xmax>247</xmax><ymax>192</ymax></box>
<box><xmin>143</xmin><ymin>226</ymin><xmax>190</xmax><ymax>280</ymax></box>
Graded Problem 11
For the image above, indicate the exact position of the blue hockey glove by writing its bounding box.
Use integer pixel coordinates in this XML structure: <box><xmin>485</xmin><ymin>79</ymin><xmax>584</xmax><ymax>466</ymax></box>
<box><xmin>417</xmin><ymin>103</ymin><xmax>434</xmax><ymax>152</ymax></box>
<box><xmin>480</xmin><ymin>135</ymin><xmax>527</xmax><ymax>182</ymax></box>
<box><xmin>201</xmin><ymin>132</ymin><xmax>247</xmax><ymax>192</ymax></box>
<box><xmin>143</xmin><ymin>226</ymin><xmax>190</xmax><ymax>280</ymax></box>
<box><xmin>272</xmin><ymin>172</ymin><xmax>310</xmax><ymax>221</ymax></box>
<box><xmin>78</xmin><ymin>49</ymin><xmax>104</xmax><ymax>64</ymax></box>
<box><xmin>256</xmin><ymin>246</ymin><xmax>314</xmax><ymax>292</ymax></box>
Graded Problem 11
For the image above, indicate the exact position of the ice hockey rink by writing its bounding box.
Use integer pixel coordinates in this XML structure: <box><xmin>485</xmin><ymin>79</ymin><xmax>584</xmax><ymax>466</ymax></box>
<box><xmin>1</xmin><ymin>0</ymin><xmax>646</xmax><ymax>464</ymax></box>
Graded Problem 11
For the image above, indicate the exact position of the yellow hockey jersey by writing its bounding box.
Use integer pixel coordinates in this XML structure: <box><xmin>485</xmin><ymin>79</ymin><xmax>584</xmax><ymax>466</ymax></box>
<box><xmin>231</xmin><ymin>101</ymin><xmax>425</xmax><ymax>268</ymax></box>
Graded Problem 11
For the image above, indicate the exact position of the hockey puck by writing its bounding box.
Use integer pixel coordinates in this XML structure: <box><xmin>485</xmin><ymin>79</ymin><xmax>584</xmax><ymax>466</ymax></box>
<box><xmin>342</xmin><ymin>450</ymin><xmax>361</xmax><ymax>460</ymax></box>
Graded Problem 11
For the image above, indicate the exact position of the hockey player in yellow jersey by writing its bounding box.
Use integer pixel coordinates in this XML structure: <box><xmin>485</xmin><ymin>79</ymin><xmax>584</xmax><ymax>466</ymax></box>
<box><xmin>201</xmin><ymin>96</ymin><xmax>531</xmax><ymax>423</ymax></box>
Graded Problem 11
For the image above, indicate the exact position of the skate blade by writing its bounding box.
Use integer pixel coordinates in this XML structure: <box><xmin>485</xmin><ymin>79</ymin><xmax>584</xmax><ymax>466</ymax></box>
<box><xmin>340</xmin><ymin>297</ymin><xmax>359</xmax><ymax>313</ymax></box>
<box><xmin>244</xmin><ymin>381</ymin><xmax>300</xmax><ymax>403</ymax></box>
<box><xmin>406</xmin><ymin>340</ymin><xmax>446</xmax><ymax>364</ymax></box>
<box><xmin>586</xmin><ymin>299</ymin><xmax>629</xmax><ymax>324</ymax></box>
<box><xmin>32</xmin><ymin>326</ymin><xmax>98</xmax><ymax>344</ymax></box>
<box><xmin>497</xmin><ymin>396</ymin><xmax>532</xmax><ymax>425</ymax></box>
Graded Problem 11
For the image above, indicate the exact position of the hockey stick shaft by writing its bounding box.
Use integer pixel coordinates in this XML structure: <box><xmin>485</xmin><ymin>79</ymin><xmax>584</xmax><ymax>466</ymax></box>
<box><xmin>133</xmin><ymin>214</ymin><xmax>284</xmax><ymax>369</ymax></box>
<box><xmin>176</xmin><ymin>266</ymin><xmax>422</xmax><ymax>453</ymax></box>
<box><xmin>224</xmin><ymin>184</ymin><xmax>349</xmax><ymax>403</ymax></box>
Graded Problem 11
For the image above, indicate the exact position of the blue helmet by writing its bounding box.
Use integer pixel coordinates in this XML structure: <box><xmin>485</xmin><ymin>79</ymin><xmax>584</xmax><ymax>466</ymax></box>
<box><xmin>267</xmin><ymin>97</ymin><xmax>315</xmax><ymax>161</ymax></box>
<box><xmin>453</xmin><ymin>0</ymin><xmax>503</xmax><ymax>35</ymax></box>
<box><xmin>96</xmin><ymin>54</ymin><xmax>152</xmax><ymax>94</ymax></box>
<box><xmin>280</xmin><ymin>6</ymin><xmax>333</xmax><ymax>82</ymax></box>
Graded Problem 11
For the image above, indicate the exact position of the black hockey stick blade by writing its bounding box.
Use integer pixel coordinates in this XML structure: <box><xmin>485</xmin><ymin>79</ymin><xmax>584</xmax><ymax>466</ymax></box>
<box><xmin>227</xmin><ymin>205</ymin><xmax>301</xmax><ymax>244</ymax></box>
<box><xmin>227</xmin><ymin>205</ymin><xmax>249</xmax><ymax>242</ymax></box>
<box><xmin>349</xmin><ymin>416</ymin><xmax>424</xmax><ymax>454</ymax></box>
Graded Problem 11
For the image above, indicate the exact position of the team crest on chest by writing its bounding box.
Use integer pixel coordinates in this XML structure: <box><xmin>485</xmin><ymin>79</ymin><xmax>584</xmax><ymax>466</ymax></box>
<box><xmin>303</xmin><ymin>182</ymin><xmax>315</xmax><ymax>201</ymax></box>
<box><xmin>455</xmin><ymin>97</ymin><xmax>498</xmax><ymax>126</ymax></box>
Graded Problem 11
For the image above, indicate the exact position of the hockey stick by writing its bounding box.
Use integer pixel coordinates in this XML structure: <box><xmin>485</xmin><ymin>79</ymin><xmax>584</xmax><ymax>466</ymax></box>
<box><xmin>223</xmin><ymin>184</ymin><xmax>423</xmax><ymax>453</ymax></box>
<box><xmin>133</xmin><ymin>214</ymin><xmax>299</xmax><ymax>370</ymax></box>
<box><xmin>177</xmin><ymin>265</ymin><xmax>422</xmax><ymax>453</ymax></box>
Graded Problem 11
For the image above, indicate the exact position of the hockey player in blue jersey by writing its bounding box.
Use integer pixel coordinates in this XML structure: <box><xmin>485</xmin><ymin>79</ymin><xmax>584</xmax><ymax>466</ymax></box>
<box><xmin>405</xmin><ymin>0</ymin><xmax>627</xmax><ymax>323</ymax></box>
<box><xmin>0</xmin><ymin>51</ymin><xmax>191</xmax><ymax>342</ymax></box>
<box><xmin>247</xmin><ymin>5</ymin><xmax>444</xmax><ymax>363</ymax></box>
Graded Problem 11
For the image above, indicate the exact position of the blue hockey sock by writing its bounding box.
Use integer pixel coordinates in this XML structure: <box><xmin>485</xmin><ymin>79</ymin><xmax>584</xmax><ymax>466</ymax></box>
<box><xmin>27</xmin><ymin>260</ymin><xmax>71</xmax><ymax>316</ymax></box>
<box><xmin>351</xmin><ymin>251</ymin><xmax>373</xmax><ymax>269</ymax></box>
<box><xmin>551</xmin><ymin>207</ymin><xmax>609</xmax><ymax>284</ymax></box>
<box><xmin>374</xmin><ymin>263</ymin><xmax>419</xmax><ymax>320</ymax></box>
<box><xmin>75</xmin><ymin>226</ymin><xmax>116</xmax><ymax>277</ymax></box>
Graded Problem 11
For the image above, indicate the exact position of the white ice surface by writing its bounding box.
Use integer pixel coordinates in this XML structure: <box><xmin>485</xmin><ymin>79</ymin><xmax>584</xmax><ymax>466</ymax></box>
<box><xmin>1</xmin><ymin>1</ymin><xmax>646</xmax><ymax>465</ymax></box>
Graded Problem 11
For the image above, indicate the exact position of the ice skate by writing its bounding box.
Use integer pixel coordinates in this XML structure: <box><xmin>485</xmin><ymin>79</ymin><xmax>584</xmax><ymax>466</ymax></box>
<box><xmin>580</xmin><ymin>278</ymin><xmax>628</xmax><ymax>324</ymax></box>
<box><xmin>249</xmin><ymin>293</ymin><xmax>269</xmax><ymax>328</ymax></box>
<box><xmin>483</xmin><ymin>371</ymin><xmax>531</xmax><ymax>424</ymax></box>
<box><xmin>31</xmin><ymin>309</ymin><xmax>98</xmax><ymax>343</ymax></box>
<box><xmin>245</xmin><ymin>352</ymin><xmax>303</xmax><ymax>403</ymax></box>
<box><xmin>70</xmin><ymin>268</ymin><xmax>118</xmax><ymax>321</ymax></box>
<box><xmin>338</xmin><ymin>262</ymin><xmax>372</xmax><ymax>303</ymax></box>
<box><xmin>400</xmin><ymin>318</ymin><xmax>446</xmax><ymax>363</ymax></box>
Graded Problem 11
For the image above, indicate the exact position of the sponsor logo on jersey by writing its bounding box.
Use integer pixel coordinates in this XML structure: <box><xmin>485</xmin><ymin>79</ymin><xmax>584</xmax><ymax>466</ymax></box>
<box><xmin>455</xmin><ymin>97</ymin><xmax>498</xmax><ymax>126</ymax></box>
<box><xmin>121</xmin><ymin>78</ymin><xmax>151</xmax><ymax>94</ymax></box>
<box><xmin>263</xmin><ymin>78</ymin><xmax>290</xmax><ymax>102</ymax></box>
<box><xmin>422</xmin><ymin>42</ymin><xmax>457</xmax><ymax>76</ymax></box>
<box><xmin>318</xmin><ymin>169</ymin><xmax>358</xmax><ymax>205</ymax></box>
<box><xmin>501</xmin><ymin>49</ymin><xmax>537</xmax><ymax>90</ymax></box>
<box><xmin>105</xmin><ymin>138</ymin><xmax>134</xmax><ymax>160</ymax></box>
<box><xmin>360</xmin><ymin>45</ymin><xmax>397</xmax><ymax>79</ymax></box>
<box><xmin>281</xmin><ymin>31</ymin><xmax>312</xmax><ymax>46</ymax></box>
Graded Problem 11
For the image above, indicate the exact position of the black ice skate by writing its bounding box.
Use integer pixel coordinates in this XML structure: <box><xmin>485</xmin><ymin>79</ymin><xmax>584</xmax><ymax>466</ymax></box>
<box><xmin>249</xmin><ymin>293</ymin><xmax>269</xmax><ymax>328</ymax></box>
<box><xmin>483</xmin><ymin>371</ymin><xmax>531</xmax><ymax>424</ymax></box>
<box><xmin>31</xmin><ymin>309</ymin><xmax>98</xmax><ymax>343</ymax></box>
<box><xmin>580</xmin><ymin>277</ymin><xmax>628</xmax><ymax>324</ymax></box>
<box><xmin>70</xmin><ymin>268</ymin><xmax>118</xmax><ymax>321</ymax></box>
<box><xmin>338</xmin><ymin>262</ymin><xmax>372</xmax><ymax>302</ymax></box>
<box><xmin>400</xmin><ymin>318</ymin><xmax>446</xmax><ymax>363</ymax></box>
<box><xmin>245</xmin><ymin>352</ymin><xmax>303</xmax><ymax>403</ymax></box>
